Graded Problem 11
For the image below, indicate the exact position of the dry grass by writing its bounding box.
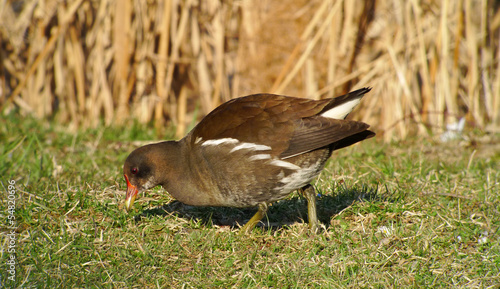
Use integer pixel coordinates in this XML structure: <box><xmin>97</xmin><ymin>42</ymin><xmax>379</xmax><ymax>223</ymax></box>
<box><xmin>1</xmin><ymin>0</ymin><xmax>500</xmax><ymax>140</ymax></box>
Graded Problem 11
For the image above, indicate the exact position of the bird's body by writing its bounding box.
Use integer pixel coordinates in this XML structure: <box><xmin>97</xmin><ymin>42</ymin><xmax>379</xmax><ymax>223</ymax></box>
<box><xmin>123</xmin><ymin>88</ymin><xmax>375</xmax><ymax>232</ymax></box>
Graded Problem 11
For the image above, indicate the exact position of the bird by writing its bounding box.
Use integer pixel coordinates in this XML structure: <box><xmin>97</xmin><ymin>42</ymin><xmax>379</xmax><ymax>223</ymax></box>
<box><xmin>123</xmin><ymin>87</ymin><xmax>375</xmax><ymax>233</ymax></box>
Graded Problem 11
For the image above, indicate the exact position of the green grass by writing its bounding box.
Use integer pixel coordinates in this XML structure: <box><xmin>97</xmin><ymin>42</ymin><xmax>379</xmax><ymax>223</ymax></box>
<box><xmin>1</xmin><ymin>114</ymin><xmax>499</xmax><ymax>288</ymax></box>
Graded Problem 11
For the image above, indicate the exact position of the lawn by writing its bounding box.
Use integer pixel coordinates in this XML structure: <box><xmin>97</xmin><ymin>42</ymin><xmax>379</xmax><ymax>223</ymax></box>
<box><xmin>1</xmin><ymin>114</ymin><xmax>499</xmax><ymax>288</ymax></box>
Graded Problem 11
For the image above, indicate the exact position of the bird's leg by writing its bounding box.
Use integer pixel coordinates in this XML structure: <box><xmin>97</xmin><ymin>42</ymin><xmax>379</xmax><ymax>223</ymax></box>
<box><xmin>299</xmin><ymin>184</ymin><xmax>319</xmax><ymax>233</ymax></box>
<box><xmin>239</xmin><ymin>203</ymin><xmax>268</xmax><ymax>234</ymax></box>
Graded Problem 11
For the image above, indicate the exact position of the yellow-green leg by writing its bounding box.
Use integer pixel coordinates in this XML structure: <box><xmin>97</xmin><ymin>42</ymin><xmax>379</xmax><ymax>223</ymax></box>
<box><xmin>299</xmin><ymin>184</ymin><xmax>319</xmax><ymax>233</ymax></box>
<box><xmin>239</xmin><ymin>203</ymin><xmax>268</xmax><ymax>234</ymax></box>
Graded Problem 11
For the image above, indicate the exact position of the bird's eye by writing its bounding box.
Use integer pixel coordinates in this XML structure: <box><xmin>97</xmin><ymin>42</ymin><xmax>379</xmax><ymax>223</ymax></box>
<box><xmin>131</xmin><ymin>167</ymin><xmax>138</xmax><ymax>175</ymax></box>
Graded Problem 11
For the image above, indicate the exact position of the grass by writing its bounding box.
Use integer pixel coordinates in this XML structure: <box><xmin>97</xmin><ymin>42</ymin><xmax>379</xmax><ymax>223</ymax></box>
<box><xmin>1</xmin><ymin>113</ymin><xmax>499</xmax><ymax>288</ymax></box>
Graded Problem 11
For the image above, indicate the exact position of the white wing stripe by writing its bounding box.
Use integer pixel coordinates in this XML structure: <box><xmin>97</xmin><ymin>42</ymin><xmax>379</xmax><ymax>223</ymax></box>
<box><xmin>269</xmin><ymin>160</ymin><xmax>301</xmax><ymax>170</ymax></box>
<box><xmin>249</xmin><ymin>154</ymin><xmax>272</xmax><ymax>161</ymax></box>
<box><xmin>201</xmin><ymin>138</ymin><xmax>239</xmax><ymax>146</ymax></box>
<box><xmin>230</xmin><ymin>142</ymin><xmax>271</xmax><ymax>153</ymax></box>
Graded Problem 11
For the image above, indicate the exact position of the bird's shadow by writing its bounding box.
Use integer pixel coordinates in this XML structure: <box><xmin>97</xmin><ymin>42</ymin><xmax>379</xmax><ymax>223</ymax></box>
<box><xmin>134</xmin><ymin>184</ymin><xmax>384</xmax><ymax>231</ymax></box>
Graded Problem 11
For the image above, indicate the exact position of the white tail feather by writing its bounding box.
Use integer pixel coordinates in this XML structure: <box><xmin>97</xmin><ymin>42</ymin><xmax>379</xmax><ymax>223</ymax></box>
<box><xmin>320</xmin><ymin>98</ymin><xmax>362</xmax><ymax>119</ymax></box>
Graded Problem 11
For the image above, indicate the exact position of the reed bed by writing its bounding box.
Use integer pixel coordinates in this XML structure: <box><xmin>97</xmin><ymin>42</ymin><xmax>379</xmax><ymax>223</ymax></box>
<box><xmin>1</xmin><ymin>0</ymin><xmax>499</xmax><ymax>141</ymax></box>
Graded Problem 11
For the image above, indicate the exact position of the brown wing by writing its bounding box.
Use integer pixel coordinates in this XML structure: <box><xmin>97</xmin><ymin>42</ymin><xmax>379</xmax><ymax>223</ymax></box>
<box><xmin>280</xmin><ymin>117</ymin><xmax>373</xmax><ymax>158</ymax></box>
<box><xmin>188</xmin><ymin>94</ymin><xmax>332</xmax><ymax>155</ymax></box>
<box><xmin>188</xmin><ymin>90</ymin><xmax>373</xmax><ymax>158</ymax></box>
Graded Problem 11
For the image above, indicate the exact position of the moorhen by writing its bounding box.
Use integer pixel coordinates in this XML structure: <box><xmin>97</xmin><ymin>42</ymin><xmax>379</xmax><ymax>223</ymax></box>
<box><xmin>123</xmin><ymin>88</ymin><xmax>375</xmax><ymax>233</ymax></box>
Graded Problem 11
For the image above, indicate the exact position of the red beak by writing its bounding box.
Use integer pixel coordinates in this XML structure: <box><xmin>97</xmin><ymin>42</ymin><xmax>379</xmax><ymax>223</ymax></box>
<box><xmin>124</xmin><ymin>174</ymin><xmax>138</xmax><ymax>211</ymax></box>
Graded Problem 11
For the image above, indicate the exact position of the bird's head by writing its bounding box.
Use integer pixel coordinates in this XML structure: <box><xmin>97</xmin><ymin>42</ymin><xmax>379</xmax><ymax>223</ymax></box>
<box><xmin>123</xmin><ymin>146</ymin><xmax>157</xmax><ymax>210</ymax></box>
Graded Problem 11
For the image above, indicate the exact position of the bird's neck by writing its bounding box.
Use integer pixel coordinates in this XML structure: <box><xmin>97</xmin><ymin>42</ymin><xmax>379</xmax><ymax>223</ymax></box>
<box><xmin>149</xmin><ymin>140</ymin><xmax>203</xmax><ymax>204</ymax></box>
<box><xmin>147</xmin><ymin>141</ymin><xmax>183</xmax><ymax>186</ymax></box>
<box><xmin>155</xmin><ymin>139</ymin><xmax>224</xmax><ymax>206</ymax></box>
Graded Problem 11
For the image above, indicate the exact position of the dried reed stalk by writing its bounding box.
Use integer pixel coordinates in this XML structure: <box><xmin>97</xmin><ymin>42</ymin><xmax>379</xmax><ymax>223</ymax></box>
<box><xmin>0</xmin><ymin>0</ymin><xmax>498</xmax><ymax>141</ymax></box>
